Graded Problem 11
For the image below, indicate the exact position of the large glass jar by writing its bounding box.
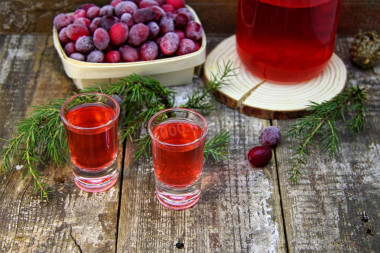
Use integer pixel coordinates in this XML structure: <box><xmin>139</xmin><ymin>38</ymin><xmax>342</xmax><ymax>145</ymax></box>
<box><xmin>236</xmin><ymin>0</ymin><xmax>341</xmax><ymax>83</ymax></box>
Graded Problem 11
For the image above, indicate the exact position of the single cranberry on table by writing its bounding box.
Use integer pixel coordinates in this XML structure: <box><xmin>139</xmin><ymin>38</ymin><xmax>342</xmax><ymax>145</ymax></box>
<box><xmin>260</xmin><ymin>126</ymin><xmax>281</xmax><ymax>147</ymax></box>
<box><xmin>248</xmin><ymin>146</ymin><xmax>272</xmax><ymax>167</ymax></box>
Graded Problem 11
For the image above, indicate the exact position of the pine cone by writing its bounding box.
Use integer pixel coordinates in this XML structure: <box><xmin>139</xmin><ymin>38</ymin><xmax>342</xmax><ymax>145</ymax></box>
<box><xmin>349</xmin><ymin>31</ymin><xmax>380</xmax><ymax>69</ymax></box>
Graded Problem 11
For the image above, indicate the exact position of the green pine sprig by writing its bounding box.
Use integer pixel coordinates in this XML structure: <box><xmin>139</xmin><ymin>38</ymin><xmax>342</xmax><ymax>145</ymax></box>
<box><xmin>286</xmin><ymin>86</ymin><xmax>368</xmax><ymax>183</ymax></box>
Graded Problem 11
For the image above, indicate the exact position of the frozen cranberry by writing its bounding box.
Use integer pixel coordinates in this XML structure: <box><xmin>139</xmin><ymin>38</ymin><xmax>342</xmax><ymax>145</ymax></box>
<box><xmin>174</xmin><ymin>13</ymin><xmax>188</xmax><ymax>29</ymax></box>
<box><xmin>115</xmin><ymin>1</ymin><xmax>138</xmax><ymax>17</ymax></box>
<box><xmin>248</xmin><ymin>146</ymin><xmax>272</xmax><ymax>167</ymax></box>
<box><xmin>93</xmin><ymin>27</ymin><xmax>110</xmax><ymax>50</ymax></box>
<box><xmin>162</xmin><ymin>4</ymin><xmax>175</xmax><ymax>13</ymax></box>
<box><xmin>98</xmin><ymin>16</ymin><xmax>119</xmax><ymax>31</ymax></box>
<box><xmin>166</xmin><ymin>0</ymin><xmax>185</xmax><ymax>9</ymax></box>
<box><xmin>73</xmin><ymin>17</ymin><xmax>91</xmax><ymax>28</ymax></box>
<box><xmin>146</xmin><ymin>5</ymin><xmax>165</xmax><ymax>21</ymax></box>
<box><xmin>110</xmin><ymin>0</ymin><xmax>122</xmax><ymax>7</ymax></box>
<box><xmin>89</xmin><ymin>17</ymin><xmax>101</xmax><ymax>33</ymax></box>
<box><xmin>120</xmin><ymin>45</ymin><xmax>139</xmax><ymax>62</ymax></box>
<box><xmin>79</xmin><ymin>3</ymin><xmax>97</xmax><ymax>11</ymax></box>
<box><xmin>64</xmin><ymin>42</ymin><xmax>76</xmax><ymax>56</ymax></box>
<box><xmin>69</xmin><ymin>52</ymin><xmax>85</xmax><ymax>61</ymax></box>
<box><xmin>165</xmin><ymin>11</ymin><xmax>177</xmax><ymax>19</ymax></box>
<box><xmin>147</xmin><ymin>21</ymin><xmax>160</xmax><ymax>39</ymax></box>
<box><xmin>72</xmin><ymin>9</ymin><xmax>87</xmax><ymax>20</ymax></box>
<box><xmin>140</xmin><ymin>41</ymin><xmax>158</xmax><ymax>61</ymax></box>
<box><xmin>121</xmin><ymin>13</ymin><xmax>134</xmax><ymax>27</ymax></box>
<box><xmin>54</xmin><ymin>13</ymin><xmax>72</xmax><ymax>31</ymax></box>
<box><xmin>75</xmin><ymin>36</ymin><xmax>95</xmax><ymax>53</ymax></box>
<box><xmin>87</xmin><ymin>50</ymin><xmax>105</xmax><ymax>63</ymax></box>
<box><xmin>66</xmin><ymin>24</ymin><xmax>90</xmax><ymax>41</ymax></box>
<box><xmin>133</xmin><ymin>8</ymin><xmax>155</xmax><ymax>24</ymax></box>
<box><xmin>185</xmin><ymin>21</ymin><xmax>203</xmax><ymax>41</ymax></box>
<box><xmin>58</xmin><ymin>27</ymin><xmax>70</xmax><ymax>45</ymax></box>
<box><xmin>128</xmin><ymin>23</ymin><xmax>149</xmax><ymax>46</ymax></box>
<box><xmin>260</xmin><ymin>126</ymin><xmax>281</xmax><ymax>147</ymax></box>
<box><xmin>159</xmin><ymin>16</ymin><xmax>174</xmax><ymax>34</ymax></box>
<box><xmin>106</xmin><ymin>50</ymin><xmax>121</xmax><ymax>63</ymax></box>
<box><xmin>87</xmin><ymin>6</ymin><xmax>100</xmax><ymax>19</ymax></box>
<box><xmin>99</xmin><ymin>5</ymin><xmax>114</xmax><ymax>16</ymax></box>
<box><xmin>177</xmin><ymin>38</ymin><xmax>196</xmax><ymax>56</ymax></box>
<box><xmin>140</xmin><ymin>0</ymin><xmax>158</xmax><ymax>8</ymax></box>
<box><xmin>110</xmin><ymin>22</ymin><xmax>129</xmax><ymax>46</ymax></box>
<box><xmin>174</xmin><ymin>29</ymin><xmax>185</xmax><ymax>40</ymax></box>
<box><xmin>175</xmin><ymin>8</ymin><xmax>194</xmax><ymax>21</ymax></box>
<box><xmin>160</xmin><ymin>32</ymin><xmax>179</xmax><ymax>55</ymax></box>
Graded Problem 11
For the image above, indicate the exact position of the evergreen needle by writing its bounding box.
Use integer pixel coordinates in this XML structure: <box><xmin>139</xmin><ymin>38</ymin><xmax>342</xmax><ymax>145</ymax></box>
<box><xmin>286</xmin><ymin>86</ymin><xmax>367</xmax><ymax>183</ymax></box>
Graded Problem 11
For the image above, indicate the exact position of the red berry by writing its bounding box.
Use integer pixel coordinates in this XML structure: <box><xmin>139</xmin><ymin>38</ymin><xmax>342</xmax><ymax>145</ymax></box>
<box><xmin>162</xmin><ymin>4</ymin><xmax>175</xmax><ymax>13</ymax></box>
<box><xmin>110</xmin><ymin>0</ymin><xmax>123</xmax><ymax>7</ymax></box>
<box><xmin>185</xmin><ymin>21</ymin><xmax>203</xmax><ymax>41</ymax></box>
<box><xmin>93</xmin><ymin>27</ymin><xmax>110</xmax><ymax>50</ymax></box>
<box><xmin>66</xmin><ymin>24</ymin><xmax>90</xmax><ymax>41</ymax></box>
<box><xmin>248</xmin><ymin>146</ymin><xmax>272</xmax><ymax>167</ymax></box>
<box><xmin>140</xmin><ymin>41</ymin><xmax>158</xmax><ymax>61</ymax></box>
<box><xmin>87</xmin><ymin>50</ymin><xmax>105</xmax><ymax>63</ymax></box>
<box><xmin>166</xmin><ymin>0</ymin><xmax>185</xmax><ymax>9</ymax></box>
<box><xmin>146</xmin><ymin>5</ymin><xmax>165</xmax><ymax>22</ymax></box>
<box><xmin>87</xmin><ymin>6</ymin><xmax>100</xmax><ymax>19</ymax></box>
<box><xmin>147</xmin><ymin>21</ymin><xmax>160</xmax><ymax>39</ymax></box>
<box><xmin>73</xmin><ymin>17</ymin><xmax>91</xmax><ymax>28</ymax></box>
<box><xmin>109</xmin><ymin>22</ymin><xmax>129</xmax><ymax>46</ymax></box>
<box><xmin>115</xmin><ymin>1</ymin><xmax>138</xmax><ymax>17</ymax></box>
<box><xmin>260</xmin><ymin>126</ymin><xmax>281</xmax><ymax>147</ymax></box>
<box><xmin>54</xmin><ymin>13</ymin><xmax>72</xmax><ymax>31</ymax></box>
<box><xmin>64</xmin><ymin>42</ymin><xmax>76</xmax><ymax>56</ymax></box>
<box><xmin>106</xmin><ymin>50</ymin><xmax>121</xmax><ymax>63</ymax></box>
<box><xmin>75</xmin><ymin>36</ymin><xmax>95</xmax><ymax>53</ymax></box>
<box><xmin>89</xmin><ymin>17</ymin><xmax>101</xmax><ymax>33</ymax></box>
<box><xmin>99</xmin><ymin>5</ymin><xmax>114</xmax><ymax>16</ymax></box>
<box><xmin>121</xmin><ymin>13</ymin><xmax>134</xmax><ymax>27</ymax></box>
<box><xmin>177</xmin><ymin>38</ymin><xmax>196</xmax><ymax>56</ymax></box>
<box><xmin>174</xmin><ymin>30</ymin><xmax>185</xmax><ymax>41</ymax></box>
<box><xmin>98</xmin><ymin>16</ymin><xmax>119</xmax><ymax>31</ymax></box>
<box><xmin>160</xmin><ymin>32</ymin><xmax>179</xmax><ymax>55</ymax></box>
<box><xmin>79</xmin><ymin>3</ymin><xmax>97</xmax><ymax>11</ymax></box>
<box><xmin>120</xmin><ymin>45</ymin><xmax>139</xmax><ymax>62</ymax></box>
<box><xmin>58</xmin><ymin>27</ymin><xmax>70</xmax><ymax>45</ymax></box>
<box><xmin>132</xmin><ymin>8</ymin><xmax>155</xmax><ymax>24</ymax></box>
<box><xmin>72</xmin><ymin>9</ymin><xmax>87</xmax><ymax>20</ymax></box>
<box><xmin>139</xmin><ymin>0</ymin><xmax>159</xmax><ymax>8</ymax></box>
<box><xmin>159</xmin><ymin>16</ymin><xmax>175</xmax><ymax>35</ymax></box>
<box><xmin>69</xmin><ymin>52</ymin><xmax>85</xmax><ymax>61</ymax></box>
<box><xmin>128</xmin><ymin>23</ymin><xmax>149</xmax><ymax>46</ymax></box>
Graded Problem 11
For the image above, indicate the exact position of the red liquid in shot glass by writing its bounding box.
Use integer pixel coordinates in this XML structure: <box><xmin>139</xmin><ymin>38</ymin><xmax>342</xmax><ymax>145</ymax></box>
<box><xmin>236</xmin><ymin>0</ymin><xmax>341</xmax><ymax>83</ymax></box>
<box><xmin>65</xmin><ymin>103</ymin><xmax>118</xmax><ymax>171</ymax></box>
<box><xmin>152</xmin><ymin>121</ymin><xmax>205</xmax><ymax>187</ymax></box>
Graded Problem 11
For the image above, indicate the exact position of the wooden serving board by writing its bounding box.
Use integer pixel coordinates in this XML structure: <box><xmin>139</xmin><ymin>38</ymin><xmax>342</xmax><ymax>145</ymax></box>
<box><xmin>204</xmin><ymin>35</ymin><xmax>347</xmax><ymax>119</ymax></box>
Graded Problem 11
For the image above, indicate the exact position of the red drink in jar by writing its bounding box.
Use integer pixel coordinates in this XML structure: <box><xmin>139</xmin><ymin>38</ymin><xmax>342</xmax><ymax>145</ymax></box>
<box><xmin>236</xmin><ymin>0</ymin><xmax>341</xmax><ymax>83</ymax></box>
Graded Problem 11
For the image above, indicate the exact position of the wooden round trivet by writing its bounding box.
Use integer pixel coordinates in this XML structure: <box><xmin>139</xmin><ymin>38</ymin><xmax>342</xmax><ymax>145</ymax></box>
<box><xmin>204</xmin><ymin>35</ymin><xmax>347</xmax><ymax>119</ymax></box>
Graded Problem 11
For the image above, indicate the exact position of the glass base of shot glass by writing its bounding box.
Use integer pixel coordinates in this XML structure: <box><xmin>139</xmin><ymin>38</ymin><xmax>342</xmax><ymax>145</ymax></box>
<box><xmin>155</xmin><ymin>176</ymin><xmax>202</xmax><ymax>210</ymax></box>
<box><xmin>72</xmin><ymin>158</ymin><xmax>118</xmax><ymax>193</ymax></box>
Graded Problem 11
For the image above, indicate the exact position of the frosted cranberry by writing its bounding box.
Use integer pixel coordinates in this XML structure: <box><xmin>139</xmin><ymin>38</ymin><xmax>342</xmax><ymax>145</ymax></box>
<box><xmin>159</xmin><ymin>16</ymin><xmax>174</xmax><ymax>35</ymax></box>
<box><xmin>87</xmin><ymin>50</ymin><xmax>105</xmax><ymax>63</ymax></box>
<box><xmin>72</xmin><ymin>9</ymin><xmax>87</xmax><ymax>20</ymax></box>
<box><xmin>93</xmin><ymin>27</ymin><xmax>110</xmax><ymax>50</ymax></box>
<box><xmin>106</xmin><ymin>50</ymin><xmax>121</xmax><ymax>63</ymax></box>
<box><xmin>121</xmin><ymin>13</ymin><xmax>134</xmax><ymax>27</ymax></box>
<box><xmin>146</xmin><ymin>5</ymin><xmax>165</xmax><ymax>21</ymax></box>
<box><xmin>109</xmin><ymin>22</ymin><xmax>128</xmax><ymax>46</ymax></box>
<box><xmin>89</xmin><ymin>17</ymin><xmax>100</xmax><ymax>33</ymax></box>
<box><xmin>140</xmin><ymin>41</ymin><xmax>158</xmax><ymax>61</ymax></box>
<box><xmin>177</xmin><ymin>38</ymin><xmax>196</xmax><ymax>56</ymax></box>
<box><xmin>64</xmin><ymin>42</ymin><xmax>76</xmax><ymax>56</ymax></box>
<box><xmin>148</xmin><ymin>21</ymin><xmax>160</xmax><ymax>39</ymax></box>
<box><xmin>174</xmin><ymin>13</ymin><xmax>188</xmax><ymax>29</ymax></box>
<box><xmin>87</xmin><ymin>6</ymin><xmax>100</xmax><ymax>19</ymax></box>
<box><xmin>100</xmin><ymin>5</ymin><xmax>114</xmax><ymax>16</ymax></box>
<box><xmin>120</xmin><ymin>45</ymin><xmax>139</xmax><ymax>62</ymax></box>
<box><xmin>248</xmin><ymin>146</ymin><xmax>272</xmax><ymax>167</ymax></box>
<box><xmin>115</xmin><ymin>1</ymin><xmax>138</xmax><ymax>17</ymax></box>
<box><xmin>98</xmin><ymin>16</ymin><xmax>119</xmax><ymax>31</ymax></box>
<box><xmin>66</xmin><ymin>24</ymin><xmax>90</xmax><ymax>41</ymax></box>
<box><xmin>139</xmin><ymin>0</ymin><xmax>158</xmax><ymax>8</ymax></box>
<box><xmin>166</xmin><ymin>0</ymin><xmax>185</xmax><ymax>9</ymax></box>
<box><xmin>160</xmin><ymin>32</ymin><xmax>179</xmax><ymax>55</ymax></box>
<box><xmin>133</xmin><ymin>8</ymin><xmax>155</xmax><ymax>24</ymax></box>
<box><xmin>165</xmin><ymin>11</ymin><xmax>177</xmax><ymax>19</ymax></box>
<box><xmin>162</xmin><ymin>4</ymin><xmax>175</xmax><ymax>13</ymax></box>
<box><xmin>128</xmin><ymin>23</ymin><xmax>149</xmax><ymax>46</ymax></box>
<box><xmin>110</xmin><ymin>0</ymin><xmax>122</xmax><ymax>7</ymax></box>
<box><xmin>185</xmin><ymin>21</ymin><xmax>203</xmax><ymax>41</ymax></box>
<box><xmin>54</xmin><ymin>13</ymin><xmax>72</xmax><ymax>31</ymax></box>
<box><xmin>58</xmin><ymin>27</ymin><xmax>70</xmax><ymax>45</ymax></box>
<box><xmin>260</xmin><ymin>126</ymin><xmax>281</xmax><ymax>147</ymax></box>
<box><xmin>75</xmin><ymin>36</ymin><xmax>95</xmax><ymax>53</ymax></box>
<box><xmin>73</xmin><ymin>17</ymin><xmax>91</xmax><ymax>28</ymax></box>
<box><xmin>175</xmin><ymin>8</ymin><xmax>194</xmax><ymax>21</ymax></box>
<box><xmin>174</xmin><ymin>30</ymin><xmax>185</xmax><ymax>40</ymax></box>
<box><xmin>79</xmin><ymin>3</ymin><xmax>97</xmax><ymax>11</ymax></box>
<box><xmin>69</xmin><ymin>52</ymin><xmax>85</xmax><ymax>61</ymax></box>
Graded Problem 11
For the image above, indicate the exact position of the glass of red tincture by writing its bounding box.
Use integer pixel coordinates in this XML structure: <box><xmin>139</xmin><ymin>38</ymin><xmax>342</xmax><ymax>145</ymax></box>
<box><xmin>236</xmin><ymin>0</ymin><xmax>341</xmax><ymax>83</ymax></box>
<box><xmin>60</xmin><ymin>93</ymin><xmax>120</xmax><ymax>192</ymax></box>
<box><xmin>148</xmin><ymin>108</ymin><xmax>208</xmax><ymax>210</ymax></box>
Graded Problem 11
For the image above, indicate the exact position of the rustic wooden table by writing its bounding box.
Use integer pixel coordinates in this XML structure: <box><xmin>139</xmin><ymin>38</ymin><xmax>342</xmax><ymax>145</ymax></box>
<box><xmin>0</xmin><ymin>34</ymin><xmax>379</xmax><ymax>252</ymax></box>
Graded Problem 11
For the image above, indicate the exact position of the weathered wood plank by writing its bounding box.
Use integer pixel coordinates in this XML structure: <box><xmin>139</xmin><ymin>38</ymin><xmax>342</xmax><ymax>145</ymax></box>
<box><xmin>275</xmin><ymin>37</ymin><xmax>380</xmax><ymax>252</ymax></box>
<box><xmin>117</xmin><ymin>80</ymin><xmax>287</xmax><ymax>252</ymax></box>
<box><xmin>0</xmin><ymin>34</ymin><xmax>121</xmax><ymax>252</ymax></box>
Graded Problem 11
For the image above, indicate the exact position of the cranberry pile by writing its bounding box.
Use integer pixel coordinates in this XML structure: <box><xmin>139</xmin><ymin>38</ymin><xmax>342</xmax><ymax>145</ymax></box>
<box><xmin>53</xmin><ymin>0</ymin><xmax>203</xmax><ymax>63</ymax></box>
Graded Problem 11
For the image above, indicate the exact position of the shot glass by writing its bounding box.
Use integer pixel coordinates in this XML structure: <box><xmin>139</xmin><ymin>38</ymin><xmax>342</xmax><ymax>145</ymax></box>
<box><xmin>60</xmin><ymin>92</ymin><xmax>120</xmax><ymax>192</ymax></box>
<box><xmin>148</xmin><ymin>108</ymin><xmax>208</xmax><ymax>210</ymax></box>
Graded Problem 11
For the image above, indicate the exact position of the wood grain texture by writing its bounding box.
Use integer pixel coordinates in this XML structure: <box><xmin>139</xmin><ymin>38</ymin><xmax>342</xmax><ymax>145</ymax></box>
<box><xmin>116</xmin><ymin>80</ymin><xmax>287</xmax><ymax>252</ymax></box>
<box><xmin>0</xmin><ymin>34</ymin><xmax>121</xmax><ymax>252</ymax></box>
<box><xmin>275</xmin><ymin>37</ymin><xmax>380</xmax><ymax>252</ymax></box>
